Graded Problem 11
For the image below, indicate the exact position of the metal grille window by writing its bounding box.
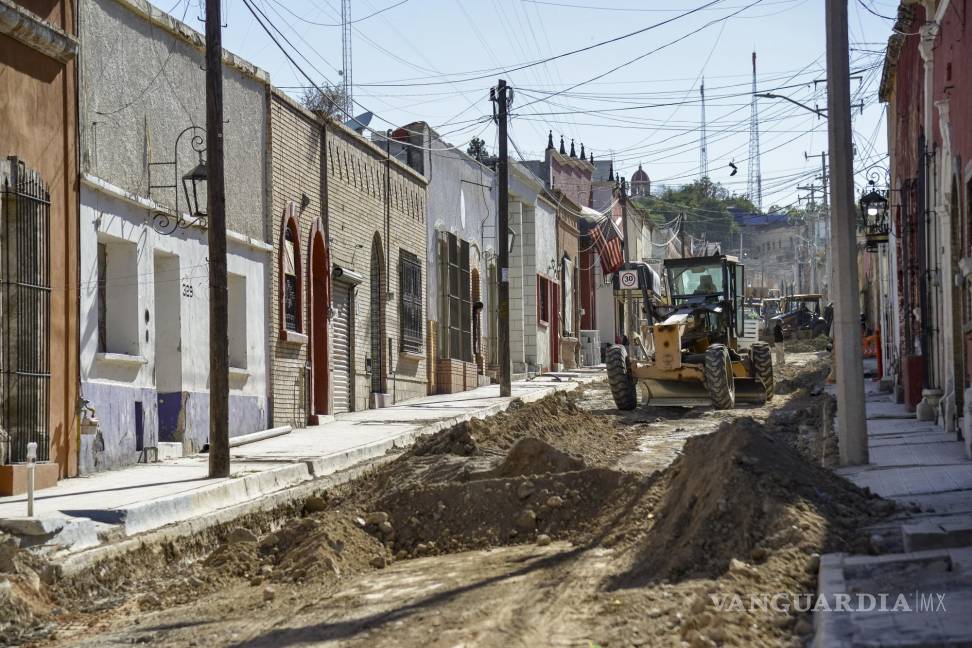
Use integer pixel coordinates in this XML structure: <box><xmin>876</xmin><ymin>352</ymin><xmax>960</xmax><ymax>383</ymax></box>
<box><xmin>1</xmin><ymin>158</ymin><xmax>51</xmax><ymax>463</ymax></box>
<box><xmin>283</xmin><ymin>225</ymin><xmax>300</xmax><ymax>332</ymax></box>
<box><xmin>399</xmin><ymin>251</ymin><xmax>423</xmax><ymax>354</ymax></box>
<box><xmin>439</xmin><ymin>232</ymin><xmax>471</xmax><ymax>362</ymax></box>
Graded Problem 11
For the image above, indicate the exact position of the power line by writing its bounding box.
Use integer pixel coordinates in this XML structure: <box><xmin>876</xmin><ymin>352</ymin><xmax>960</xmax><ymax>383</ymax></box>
<box><xmin>324</xmin><ymin>0</ymin><xmax>727</xmax><ymax>88</ymax></box>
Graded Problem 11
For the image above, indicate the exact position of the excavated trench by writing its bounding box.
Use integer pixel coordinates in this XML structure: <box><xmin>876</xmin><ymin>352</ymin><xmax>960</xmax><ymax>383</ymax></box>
<box><xmin>2</xmin><ymin>355</ymin><xmax>892</xmax><ymax>647</ymax></box>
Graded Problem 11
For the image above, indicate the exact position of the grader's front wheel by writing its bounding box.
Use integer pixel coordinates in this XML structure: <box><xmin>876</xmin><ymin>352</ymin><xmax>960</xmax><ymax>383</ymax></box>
<box><xmin>606</xmin><ymin>345</ymin><xmax>638</xmax><ymax>411</ymax></box>
<box><xmin>704</xmin><ymin>344</ymin><xmax>736</xmax><ymax>409</ymax></box>
<box><xmin>751</xmin><ymin>342</ymin><xmax>774</xmax><ymax>402</ymax></box>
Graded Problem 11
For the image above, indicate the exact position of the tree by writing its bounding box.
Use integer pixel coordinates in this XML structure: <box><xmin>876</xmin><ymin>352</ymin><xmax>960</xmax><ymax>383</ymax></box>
<box><xmin>466</xmin><ymin>137</ymin><xmax>489</xmax><ymax>164</ymax></box>
<box><xmin>632</xmin><ymin>178</ymin><xmax>759</xmax><ymax>247</ymax></box>
<box><xmin>301</xmin><ymin>83</ymin><xmax>348</xmax><ymax>119</ymax></box>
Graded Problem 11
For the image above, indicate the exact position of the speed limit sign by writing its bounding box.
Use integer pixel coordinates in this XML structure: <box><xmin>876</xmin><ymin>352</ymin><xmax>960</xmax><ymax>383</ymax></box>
<box><xmin>618</xmin><ymin>270</ymin><xmax>638</xmax><ymax>289</ymax></box>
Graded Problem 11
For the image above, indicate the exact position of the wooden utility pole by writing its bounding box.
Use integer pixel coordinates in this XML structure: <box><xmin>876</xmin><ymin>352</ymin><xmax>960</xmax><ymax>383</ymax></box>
<box><xmin>206</xmin><ymin>0</ymin><xmax>229</xmax><ymax>477</ymax></box>
<box><xmin>825</xmin><ymin>0</ymin><xmax>868</xmax><ymax>465</ymax></box>
<box><xmin>495</xmin><ymin>80</ymin><xmax>512</xmax><ymax>398</ymax></box>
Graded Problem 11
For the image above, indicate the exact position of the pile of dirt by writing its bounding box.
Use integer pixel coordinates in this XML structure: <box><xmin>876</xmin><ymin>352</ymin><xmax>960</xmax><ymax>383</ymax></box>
<box><xmin>609</xmin><ymin>417</ymin><xmax>883</xmax><ymax>586</ymax></box>
<box><xmin>444</xmin><ymin>391</ymin><xmax>625</xmax><ymax>463</ymax></box>
<box><xmin>0</xmin><ymin>540</ymin><xmax>60</xmax><ymax>645</ymax></box>
<box><xmin>198</xmin><ymin>513</ymin><xmax>387</xmax><ymax>586</ymax></box>
<box><xmin>475</xmin><ymin>436</ymin><xmax>587</xmax><ymax>478</ymax></box>
<box><xmin>266</xmin><ymin>513</ymin><xmax>386</xmax><ymax>582</ymax></box>
<box><xmin>785</xmin><ymin>335</ymin><xmax>832</xmax><ymax>353</ymax></box>
<box><xmin>375</xmin><ymin>458</ymin><xmax>638</xmax><ymax>557</ymax></box>
<box><xmin>332</xmin><ymin>389</ymin><xmax>639</xmax><ymax>514</ymax></box>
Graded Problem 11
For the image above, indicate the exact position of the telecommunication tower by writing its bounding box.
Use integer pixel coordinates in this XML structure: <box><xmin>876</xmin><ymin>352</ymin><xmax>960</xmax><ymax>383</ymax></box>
<box><xmin>748</xmin><ymin>51</ymin><xmax>763</xmax><ymax>210</ymax></box>
<box><xmin>699</xmin><ymin>78</ymin><xmax>709</xmax><ymax>180</ymax></box>
<box><xmin>341</xmin><ymin>0</ymin><xmax>353</xmax><ymax>116</ymax></box>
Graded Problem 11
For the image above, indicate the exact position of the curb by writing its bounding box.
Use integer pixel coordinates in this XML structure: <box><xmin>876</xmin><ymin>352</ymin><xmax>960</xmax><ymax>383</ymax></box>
<box><xmin>45</xmin><ymin>374</ymin><xmax>602</xmax><ymax>569</ymax></box>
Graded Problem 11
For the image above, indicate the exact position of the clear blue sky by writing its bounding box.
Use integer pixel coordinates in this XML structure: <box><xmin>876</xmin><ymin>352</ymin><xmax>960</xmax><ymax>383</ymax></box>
<box><xmin>216</xmin><ymin>0</ymin><xmax>896</xmax><ymax>211</ymax></box>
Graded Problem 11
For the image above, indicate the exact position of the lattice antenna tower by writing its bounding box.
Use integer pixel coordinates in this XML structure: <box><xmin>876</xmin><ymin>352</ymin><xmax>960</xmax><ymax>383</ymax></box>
<box><xmin>341</xmin><ymin>0</ymin><xmax>353</xmax><ymax>116</ymax></box>
<box><xmin>699</xmin><ymin>77</ymin><xmax>708</xmax><ymax>180</ymax></box>
<box><xmin>748</xmin><ymin>51</ymin><xmax>763</xmax><ymax>210</ymax></box>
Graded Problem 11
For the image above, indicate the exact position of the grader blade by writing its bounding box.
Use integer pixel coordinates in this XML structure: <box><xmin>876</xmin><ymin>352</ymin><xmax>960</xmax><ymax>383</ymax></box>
<box><xmin>733</xmin><ymin>377</ymin><xmax>768</xmax><ymax>403</ymax></box>
<box><xmin>640</xmin><ymin>378</ymin><xmax>712</xmax><ymax>407</ymax></box>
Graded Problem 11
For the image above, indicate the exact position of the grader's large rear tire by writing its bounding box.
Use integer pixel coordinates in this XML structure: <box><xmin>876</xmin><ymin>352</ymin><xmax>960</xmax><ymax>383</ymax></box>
<box><xmin>704</xmin><ymin>344</ymin><xmax>735</xmax><ymax>409</ymax></box>
<box><xmin>751</xmin><ymin>342</ymin><xmax>774</xmax><ymax>402</ymax></box>
<box><xmin>606</xmin><ymin>345</ymin><xmax>638</xmax><ymax>411</ymax></box>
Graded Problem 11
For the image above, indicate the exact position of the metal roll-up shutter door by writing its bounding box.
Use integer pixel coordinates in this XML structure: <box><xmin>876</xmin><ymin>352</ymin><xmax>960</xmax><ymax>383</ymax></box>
<box><xmin>332</xmin><ymin>283</ymin><xmax>352</xmax><ymax>413</ymax></box>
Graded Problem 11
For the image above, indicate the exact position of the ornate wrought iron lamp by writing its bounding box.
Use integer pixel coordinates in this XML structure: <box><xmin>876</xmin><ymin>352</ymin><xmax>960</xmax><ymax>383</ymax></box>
<box><xmin>148</xmin><ymin>125</ymin><xmax>208</xmax><ymax>234</ymax></box>
<box><xmin>858</xmin><ymin>167</ymin><xmax>890</xmax><ymax>252</ymax></box>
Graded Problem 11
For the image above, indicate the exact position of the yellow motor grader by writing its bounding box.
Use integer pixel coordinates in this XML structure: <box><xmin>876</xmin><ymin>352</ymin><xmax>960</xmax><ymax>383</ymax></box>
<box><xmin>606</xmin><ymin>255</ymin><xmax>773</xmax><ymax>410</ymax></box>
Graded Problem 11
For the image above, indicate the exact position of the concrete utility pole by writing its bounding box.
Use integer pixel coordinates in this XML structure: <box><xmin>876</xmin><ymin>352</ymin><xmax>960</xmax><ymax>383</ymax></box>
<box><xmin>797</xmin><ymin>182</ymin><xmax>818</xmax><ymax>293</ymax></box>
<box><xmin>494</xmin><ymin>80</ymin><xmax>512</xmax><ymax>398</ymax></box>
<box><xmin>806</xmin><ymin>150</ymin><xmax>830</xmax><ymax>298</ymax></box>
<box><xmin>206</xmin><ymin>0</ymin><xmax>230</xmax><ymax>478</ymax></box>
<box><xmin>825</xmin><ymin>0</ymin><xmax>868</xmax><ymax>465</ymax></box>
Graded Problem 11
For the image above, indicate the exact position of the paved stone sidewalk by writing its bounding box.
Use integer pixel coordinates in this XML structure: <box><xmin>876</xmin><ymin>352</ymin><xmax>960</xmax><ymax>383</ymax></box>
<box><xmin>0</xmin><ymin>370</ymin><xmax>604</xmax><ymax>554</ymax></box>
<box><xmin>815</xmin><ymin>367</ymin><xmax>972</xmax><ymax>647</ymax></box>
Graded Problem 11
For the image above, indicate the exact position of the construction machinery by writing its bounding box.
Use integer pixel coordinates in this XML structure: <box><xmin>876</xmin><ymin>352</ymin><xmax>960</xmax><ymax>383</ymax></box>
<box><xmin>769</xmin><ymin>293</ymin><xmax>831</xmax><ymax>342</ymax></box>
<box><xmin>606</xmin><ymin>255</ymin><xmax>773</xmax><ymax>410</ymax></box>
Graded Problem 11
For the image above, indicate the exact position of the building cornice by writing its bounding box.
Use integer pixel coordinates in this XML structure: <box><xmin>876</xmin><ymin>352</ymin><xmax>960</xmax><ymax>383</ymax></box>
<box><xmin>112</xmin><ymin>0</ymin><xmax>270</xmax><ymax>84</ymax></box>
<box><xmin>81</xmin><ymin>172</ymin><xmax>272</xmax><ymax>253</ymax></box>
<box><xmin>0</xmin><ymin>0</ymin><xmax>78</xmax><ymax>63</ymax></box>
<box><xmin>878</xmin><ymin>4</ymin><xmax>916</xmax><ymax>103</ymax></box>
<box><xmin>268</xmin><ymin>87</ymin><xmax>428</xmax><ymax>186</ymax></box>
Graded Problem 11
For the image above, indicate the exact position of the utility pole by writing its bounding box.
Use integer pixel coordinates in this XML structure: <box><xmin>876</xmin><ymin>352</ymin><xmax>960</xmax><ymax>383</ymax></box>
<box><xmin>494</xmin><ymin>80</ymin><xmax>512</xmax><ymax>398</ymax></box>
<box><xmin>205</xmin><ymin>0</ymin><xmax>229</xmax><ymax>478</ymax></box>
<box><xmin>825</xmin><ymin>0</ymin><xmax>868</xmax><ymax>465</ymax></box>
<box><xmin>620</xmin><ymin>179</ymin><xmax>634</xmax><ymax>342</ymax></box>
<box><xmin>806</xmin><ymin>151</ymin><xmax>830</xmax><ymax>298</ymax></box>
<box><xmin>797</xmin><ymin>182</ymin><xmax>819</xmax><ymax>293</ymax></box>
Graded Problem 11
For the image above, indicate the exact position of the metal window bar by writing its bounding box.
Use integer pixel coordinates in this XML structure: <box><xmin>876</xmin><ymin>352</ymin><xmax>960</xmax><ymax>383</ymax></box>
<box><xmin>400</xmin><ymin>251</ymin><xmax>423</xmax><ymax>354</ymax></box>
<box><xmin>370</xmin><ymin>246</ymin><xmax>384</xmax><ymax>394</ymax></box>
<box><xmin>1</xmin><ymin>158</ymin><xmax>51</xmax><ymax>464</ymax></box>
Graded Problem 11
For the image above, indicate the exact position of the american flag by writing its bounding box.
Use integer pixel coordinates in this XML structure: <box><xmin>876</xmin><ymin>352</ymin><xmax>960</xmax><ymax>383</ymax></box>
<box><xmin>591</xmin><ymin>216</ymin><xmax>624</xmax><ymax>275</ymax></box>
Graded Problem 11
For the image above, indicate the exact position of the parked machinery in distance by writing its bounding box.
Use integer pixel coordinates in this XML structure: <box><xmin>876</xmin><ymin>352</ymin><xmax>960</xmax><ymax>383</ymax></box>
<box><xmin>769</xmin><ymin>293</ymin><xmax>832</xmax><ymax>342</ymax></box>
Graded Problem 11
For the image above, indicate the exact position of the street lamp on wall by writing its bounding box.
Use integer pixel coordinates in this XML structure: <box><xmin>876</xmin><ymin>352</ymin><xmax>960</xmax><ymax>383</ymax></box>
<box><xmin>182</xmin><ymin>159</ymin><xmax>208</xmax><ymax>220</ymax></box>
<box><xmin>858</xmin><ymin>167</ymin><xmax>890</xmax><ymax>252</ymax></box>
<box><xmin>148</xmin><ymin>125</ymin><xmax>208</xmax><ymax>234</ymax></box>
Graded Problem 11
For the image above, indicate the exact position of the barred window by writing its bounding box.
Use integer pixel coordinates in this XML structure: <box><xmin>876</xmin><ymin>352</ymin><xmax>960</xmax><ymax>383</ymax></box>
<box><xmin>284</xmin><ymin>228</ymin><xmax>300</xmax><ymax>331</ymax></box>
<box><xmin>400</xmin><ymin>250</ymin><xmax>423</xmax><ymax>354</ymax></box>
<box><xmin>280</xmin><ymin>203</ymin><xmax>302</xmax><ymax>335</ymax></box>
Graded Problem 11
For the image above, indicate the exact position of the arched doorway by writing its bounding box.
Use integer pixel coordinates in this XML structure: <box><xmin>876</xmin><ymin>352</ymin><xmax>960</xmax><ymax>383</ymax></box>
<box><xmin>370</xmin><ymin>233</ymin><xmax>387</xmax><ymax>398</ymax></box>
<box><xmin>309</xmin><ymin>224</ymin><xmax>330</xmax><ymax>422</ymax></box>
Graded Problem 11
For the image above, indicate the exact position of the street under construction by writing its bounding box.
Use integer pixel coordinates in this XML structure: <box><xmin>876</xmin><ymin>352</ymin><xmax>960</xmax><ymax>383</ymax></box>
<box><xmin>0</xmin><ymin>351</ymin><xmax>890</xmax><ymax>647</ymax></box>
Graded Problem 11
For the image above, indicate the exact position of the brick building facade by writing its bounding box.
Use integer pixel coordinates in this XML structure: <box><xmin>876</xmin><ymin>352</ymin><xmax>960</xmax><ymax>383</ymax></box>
<box><xmin>269</xmin><ymin>91</ymin><xmax>428</xmax><ymax>420</ymax></box>
<box><xmin>326</xmin><ymin>119</ymin><xmax>428</xmax><ymax>411</ymax></box>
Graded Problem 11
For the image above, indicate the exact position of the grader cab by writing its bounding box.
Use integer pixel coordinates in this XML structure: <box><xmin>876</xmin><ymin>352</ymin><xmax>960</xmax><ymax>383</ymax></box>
<box><xmin>606</xmin><ymin>255</ymin><xmax>773</xmax><ymax>410</ymax></box>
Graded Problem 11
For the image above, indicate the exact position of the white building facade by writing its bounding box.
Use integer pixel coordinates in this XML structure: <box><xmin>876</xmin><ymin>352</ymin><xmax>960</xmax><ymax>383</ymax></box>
<box><xmin>77</xmin><ymin>0</ymin><xmax>271</xmax><ymax>470</ymax></box>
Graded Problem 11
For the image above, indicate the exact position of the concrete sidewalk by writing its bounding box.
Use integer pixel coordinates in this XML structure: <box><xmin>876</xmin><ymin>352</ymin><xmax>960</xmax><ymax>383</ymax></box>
<box><xmin>815</xmin><ymin>364</ymin><xmax>972</xmax><ymax>647</ymax></box>
<box><xmin>0</xmin><ymin>370</ymin><xmax>604</xmax><ymax>554</ymax></box>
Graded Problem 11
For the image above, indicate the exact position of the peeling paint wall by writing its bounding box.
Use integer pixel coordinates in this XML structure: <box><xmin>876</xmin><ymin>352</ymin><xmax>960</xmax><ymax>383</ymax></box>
<box><xmin>77</xmin><ymin>0</ymin><xmax>270</xmax><ymax>471</ymax></box>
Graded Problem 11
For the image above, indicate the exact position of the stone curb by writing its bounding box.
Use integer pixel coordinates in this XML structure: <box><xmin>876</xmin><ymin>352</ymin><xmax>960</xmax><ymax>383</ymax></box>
<box><xmin>42</xmin><ymin>374</ymin><xmax>601</xmax><ymax>571</ymax></box>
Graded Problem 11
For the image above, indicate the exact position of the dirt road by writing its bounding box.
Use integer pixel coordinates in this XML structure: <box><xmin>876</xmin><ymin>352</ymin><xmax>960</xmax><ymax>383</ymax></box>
<box><xmin>3</xmin><ymin>351</ymin><xmax>887</xmax><ymax>647</ymax></box>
